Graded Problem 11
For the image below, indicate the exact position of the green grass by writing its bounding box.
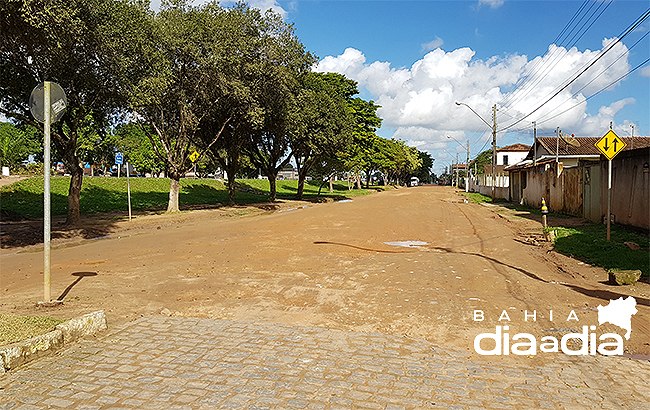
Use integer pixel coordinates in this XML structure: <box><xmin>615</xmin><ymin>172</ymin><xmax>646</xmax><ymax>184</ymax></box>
<box><xmin>550</xmin><ymin>224</ymin><xmax>650</xmax><ymax>277</ymax></box>
<box><xmin>0</xmin><ymin>177</ymin><xmax>372</xmax><ymax>218</ymax></box>
<box><xmin>0</xmin><ymin>314</ymin><xmax>67</xmax><ymax>346</ymax></box>
<box><xmin>238</xmin><ymin>179</ymin><xmax>372</xmax><ymax>198</ymax></box>
<box><xmin>459</xmin><ymin>192</ymin><xmax>492</xmax><ymax>204</ymax></box>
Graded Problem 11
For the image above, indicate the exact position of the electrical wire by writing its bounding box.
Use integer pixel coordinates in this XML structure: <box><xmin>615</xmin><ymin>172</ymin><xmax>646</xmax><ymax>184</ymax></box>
<box><xmin>533</xmin><ymin>57</ymin><xmax>650</xmax><ymax>128</ymax></box>
<box><xmin>533</xmin><ymin>30</ymin><xmax>649</xmax><ymax>126</ymax></box>
<box><xmin>499</xmin><ymin>8</ymin><xmax>650</xmax><ymax>132</ymax></box>
<box><xmin>499</xmin><ymin>0</ymin><xmax>612</xmax><ymax>111</ymax></box>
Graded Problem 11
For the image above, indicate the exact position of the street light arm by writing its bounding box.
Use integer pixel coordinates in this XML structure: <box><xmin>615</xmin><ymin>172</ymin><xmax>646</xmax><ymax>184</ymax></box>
<box><xmin>446</xmin><ymin>135</ymin><xmax>464</xmax><ymax>149</ymax></box>
<box><xmin>455</xmin><ymin>102</ymin><xmax>492</xmax><ymax>129</ymax></box>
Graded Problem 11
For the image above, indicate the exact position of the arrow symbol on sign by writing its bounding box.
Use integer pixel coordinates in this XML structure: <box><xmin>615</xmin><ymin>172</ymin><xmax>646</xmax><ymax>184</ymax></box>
<box><xmin>603</xmin><ymin>138</ymin><xmax>609</xmax><ymax>151</ymax></box>
<box><xmin>613</xmin><ymin>139</ymin><xmax>618</xmax><ymax>152</ymax></box>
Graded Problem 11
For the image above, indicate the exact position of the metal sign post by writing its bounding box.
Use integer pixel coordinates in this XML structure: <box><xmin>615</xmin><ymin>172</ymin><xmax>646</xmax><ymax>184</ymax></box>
<box><xmin>43</xmin><ymin>82</ymin><xmax>51</xmax><ymax>302</ymax></box>
<box><xmin>126</xmin><ymin>161</ymin><xmax>132</xmax><ymax>221</ymax></box>
<box><xmin>115</xmin><ymin>152</ymin><xmax>123</xmax><ymax>178</ymax></box>
<box><xmin>29</xmin><ymin>81</ymin><xmax>67</xmax><ymax>303</ymax></box>
<box><xmin>595</xmin><ymin>130</ymin><xmax>627</xmax><ymax>241</ymax></box>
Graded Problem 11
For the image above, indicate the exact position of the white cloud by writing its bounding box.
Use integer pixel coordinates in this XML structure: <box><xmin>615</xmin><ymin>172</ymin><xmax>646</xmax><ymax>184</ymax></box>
<box><xmin>641</xmin><ymin>65</ymin><xmax>650</xmax><ymax>77</ymax></box>
<box><xmin>315</xmin><ymin>38</ymin><xmax>634</xmax><ymax>161</ymax></box>
<box><xmin>421</xmin><ymin>37</ymin><xmax>444</xmax><ymax>53</ymax></box>
<box><xmin>478</xmin><ymin>0</ymin><xmax>505</xmax><ymax>9</ymax></box>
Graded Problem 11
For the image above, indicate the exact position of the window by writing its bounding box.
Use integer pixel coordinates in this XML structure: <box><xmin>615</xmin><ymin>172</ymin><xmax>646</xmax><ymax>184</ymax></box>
<box><xmin>503</xmin><ymin>155</ymin><xmax>509</xmax><ymax>166</ymax></box>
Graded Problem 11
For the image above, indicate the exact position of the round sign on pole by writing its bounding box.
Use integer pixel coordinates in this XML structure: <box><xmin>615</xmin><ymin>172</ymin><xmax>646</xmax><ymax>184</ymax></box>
<box><xmin>29</xmin><ymin>82</ymin><xmax>67</xmax><ymax>123</ymax></box>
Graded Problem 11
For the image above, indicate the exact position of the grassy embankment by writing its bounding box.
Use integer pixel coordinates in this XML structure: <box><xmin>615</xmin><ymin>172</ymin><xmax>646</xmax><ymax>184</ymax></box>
<box><xmin>0</xmin><ymin>176</ymin><xmax>375</xmax><ymax>218</ymax></box>
<box><xmin>459</xmin><ymin>191</ymin><xmax>649</xmax><ymax>278</ymax></box>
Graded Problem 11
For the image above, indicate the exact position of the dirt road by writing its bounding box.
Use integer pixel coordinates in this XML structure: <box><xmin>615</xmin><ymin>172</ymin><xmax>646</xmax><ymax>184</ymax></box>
<box><xmin>1</xmin><ymin>185</ymin><xmax>648</xmax><ymax>360</ymax></box>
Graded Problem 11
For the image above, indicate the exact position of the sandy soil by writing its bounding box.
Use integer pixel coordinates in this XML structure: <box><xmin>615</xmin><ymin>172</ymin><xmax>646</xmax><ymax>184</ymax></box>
<box><xmin>1</xmin><ymin>185</ymin><xmax>648</xmax><ymax>364</ymax></box>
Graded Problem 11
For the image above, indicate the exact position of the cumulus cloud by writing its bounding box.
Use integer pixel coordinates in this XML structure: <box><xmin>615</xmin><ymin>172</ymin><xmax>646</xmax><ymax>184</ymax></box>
<box><xmin>314</xmin><ymin>38</ymin><xmax>633</xmax><ymax>167</ymax></box>
<box><xmin>641</xmin><ymin>65</ymin><xmax>650</xmax><ymax>77</ymax></box>
<box><xmin>479</xmin><ymin>0</ymin><xmax>505</xmax><ymax>9</ymax></box>
<box><xmin>421</xmin><ymin>37</ymin><xmax>444</xmax><ymax>53</ymax></box>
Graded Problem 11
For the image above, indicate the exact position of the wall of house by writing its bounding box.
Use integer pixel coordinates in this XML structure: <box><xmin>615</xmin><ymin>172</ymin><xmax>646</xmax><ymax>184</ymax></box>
<box><xmin>518</xmin><ymin>162</ymin><xmax>582</xmax><ymax>217</ymax></box>
<box><xmin>497</xmin><ymin>151</ymin><xmax>528</xmax><ymax>166</ymax></box>
<box><xmin>468</xmin><ymin>180</ymin><xmax>510</xmax><ymax>201</ymax></box>
<box><xmin>468</xmin><ymin>170</ymin><xmax>510</xmax><ymax>200</ymax></box>
<box><xmin>600</xmin><ymin>147</ymin><xmax>649</xmax><ymax>230</ymax></box>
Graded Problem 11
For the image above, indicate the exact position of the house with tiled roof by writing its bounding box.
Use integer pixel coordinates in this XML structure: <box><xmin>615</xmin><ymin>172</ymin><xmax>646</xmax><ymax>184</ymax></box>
<box><xmin>468</xmin><ymin>143</ymin><xmax>531</xmax><ymax>200</ymax></box>
<box><xmin>506</xmin><ymin>135</ymin><xmax>650</xmax><ymax>229</ymax></box>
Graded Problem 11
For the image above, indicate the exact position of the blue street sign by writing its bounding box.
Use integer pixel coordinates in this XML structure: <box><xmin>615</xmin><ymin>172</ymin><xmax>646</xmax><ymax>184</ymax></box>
<box><xmin>115</xmin><ymin>152</ymin><xmax>124</xmax><ymax>165</ymax></box>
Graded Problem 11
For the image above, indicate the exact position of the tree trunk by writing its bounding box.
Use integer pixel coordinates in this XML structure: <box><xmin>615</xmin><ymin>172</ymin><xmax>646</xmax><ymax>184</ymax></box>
<box><xmin>329</xmin><ymin>176</ymin><xmax>334</xmax><ymax>193</ymax></box>
<box><xmin>268</xmin><ymin>175</ymin><xmax>278</xmax><ymax>202</ymax></box>
<box><xmin>227</xmin><ymin>177</ymin><xmax>236</xmax><ymax>206</ymax></box>
<box><xmin>66</xmin><ymin>164</ymin><xmax>83</xmax><ymax>225</ymax></box>
<box><xmin>355</xmin><ymin>174</ymin><xmax>362</xmax><ymax>190</ymax></box>
<box><xmin>296</xmin><ymin>173</ymin><xmax>305</xmax><ymax>200</ymax></box>
<box><xmin>167</xmin><ymin>176</ymin><xmax>181</xmax><ymax>212</ymax></box>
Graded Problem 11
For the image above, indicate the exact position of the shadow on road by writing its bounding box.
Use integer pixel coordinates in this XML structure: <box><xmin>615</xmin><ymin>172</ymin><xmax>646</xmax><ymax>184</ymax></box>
<box><xmin>57</xmin><ymin>272</ymin><xmax>98</xmax><ymax>301</ymax></box>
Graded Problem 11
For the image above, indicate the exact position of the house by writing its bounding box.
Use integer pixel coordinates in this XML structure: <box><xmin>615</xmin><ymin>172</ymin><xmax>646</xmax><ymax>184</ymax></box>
<box><xmin>277</xmin><ymin>166</ymin><xmax>298</xmax><ymax>180</ymax></box>
<box><xmin>468</xmin><ymin>143</ymin><xmax>531</xmax><ymax>200</ymax></box>
<box><xmin>507</xmin><ymin>136</ymin><xmax>650</xmax><ymax>230</ymax></box>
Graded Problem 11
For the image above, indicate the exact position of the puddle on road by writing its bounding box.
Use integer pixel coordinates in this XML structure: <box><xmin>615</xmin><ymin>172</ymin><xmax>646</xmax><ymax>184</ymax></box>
<box><xmin>383</xmin><ymin>241</ymin><xmax>429</xmax><ymax>248</ymax></box>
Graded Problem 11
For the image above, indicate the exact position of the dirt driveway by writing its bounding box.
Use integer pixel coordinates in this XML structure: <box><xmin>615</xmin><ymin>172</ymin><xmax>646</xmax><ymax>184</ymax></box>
<box><xmin>1</xmin><ymin>185</ymin><xmax>648</xmax><ymax>361</ymax></box>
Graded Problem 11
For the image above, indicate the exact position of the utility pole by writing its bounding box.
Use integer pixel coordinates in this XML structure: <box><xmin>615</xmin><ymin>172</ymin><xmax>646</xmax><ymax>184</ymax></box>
<box><xmin>466</xmin><ymin>140</ymin><xmax>470</xmax><ymax>193</ymax></box>
<box><xmin>555</xmin><ymin>127</ymin><xmax>560</xmax><ymax>163</ymax></box>
<box><xmin>491</xmin><ymin>104</ymin><xmax>497</xmax><ymax>201</ymax></box>
<box><xmin>533</xmin><ymin>121</ymin><xmax>537</xmax><ymax>166</ymax></box>
<box><xmin>456</xmin><ymin>153</ymin><xmax>459</xmax><ymax>188</ymax></box>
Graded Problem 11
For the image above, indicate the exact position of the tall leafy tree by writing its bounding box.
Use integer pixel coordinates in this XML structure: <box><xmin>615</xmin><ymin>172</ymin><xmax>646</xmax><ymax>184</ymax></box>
<box><xmin>414</xmin><ymin>150</ymin><xmax>434</xmax><ymax>184</ymax></box>
<box><xmin>112</xmin><ymin>123</ymin><xmax>164</xmax><ymax>176</ymax></box>
<box><xmin>196</xmin><ymin>4</ymin><xmax>285</xmax><ymax>206</ymax></box>
<box><xmin>290</xmin><ymin>72</ymin><xmax>353</xmax><ymax>200</ymax></box>
<box><xmin>121</xmin><ymin>1</ymin><xmax>236</xmax><ymax>212</ymax></box>
<box><xmin>0</xmin><ymin>0</ymin><xmax>145</xmax><ymax>224</ymax></box>
<box><xmin>0</xmin><ymin>122</ymin><xmax>40</xmax><ymax>171</ymax></box>
<box><xmin>243</xmin><ymin>10</ymin><xmax>315</xmax><ymax>202</ymax></box>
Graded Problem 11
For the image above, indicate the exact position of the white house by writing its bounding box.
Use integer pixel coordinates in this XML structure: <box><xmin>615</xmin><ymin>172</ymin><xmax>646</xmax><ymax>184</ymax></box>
<box><xmin>469</xmin><ymin>143</ymin><xmax>531</xmax><ymax>200</ymax></box>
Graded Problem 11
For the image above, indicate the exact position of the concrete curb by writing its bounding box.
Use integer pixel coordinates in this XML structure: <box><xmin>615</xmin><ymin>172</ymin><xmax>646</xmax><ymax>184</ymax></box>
<box><xmin>0</xmin><ymin>310</ymin><xmax>106</xmax><ymax>374</ymax></box>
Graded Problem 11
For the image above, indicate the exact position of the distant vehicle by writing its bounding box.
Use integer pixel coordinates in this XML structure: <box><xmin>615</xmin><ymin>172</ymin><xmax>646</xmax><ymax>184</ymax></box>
<box><xmin>409</xmin><ymin>176</ymin><xmax>419</xmax><ymax>187</ymax></box>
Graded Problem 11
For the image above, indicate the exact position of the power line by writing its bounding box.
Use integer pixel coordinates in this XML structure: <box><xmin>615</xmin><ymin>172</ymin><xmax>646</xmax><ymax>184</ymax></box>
<box><xmin>533</xmin><ymin>57</ymin><xmax>650</xmax><ymax>128</ymax></box>
<box><xmin>499</xmin><ymin>0</ymin><xmax>613</xmax><ymax>111</ymax></box>
<box><xmin>533</xmin><ymin>30</ymin><xmax>649</xmax><ymax>126</ymax></box>
<box><xmin>499</xmin><ymin>8</ymin><xmax>650</xmax><ymax>132</ymax></box>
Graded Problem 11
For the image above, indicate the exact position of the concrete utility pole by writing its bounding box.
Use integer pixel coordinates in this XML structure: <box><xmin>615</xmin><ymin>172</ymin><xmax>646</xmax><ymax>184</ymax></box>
<box><xmin>533</xmin><ymin>121</ymin><xmax>537</xmax><ymax>166</ymax></box>
<box><xmin>555</xmin><ymin>127</ymin><xmax>560</xmax><ymax>163</ymax></box>
<box><xmin>491</xmin><ymin>104</ymin><xmax>497</xmax><ymax>202</ymax></box>
<box><xmin>456</xmin><ymin>153</ymin><xmax>459</xmax><ymax>188</ymax></box>
<box><xmin>466</xmin><ymin>140</ymin><xmax>470</xmax><ymax>193</ymax></box>
<box><xmin>455</xmin><ymin>102</ymin><xmax>497</xmax><ymax>199</ymax></box>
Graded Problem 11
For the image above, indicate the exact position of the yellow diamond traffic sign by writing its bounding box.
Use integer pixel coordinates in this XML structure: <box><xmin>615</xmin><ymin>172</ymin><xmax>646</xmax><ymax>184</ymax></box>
<box><xmin>595</xmin><ymin>130</ymin><xmax>626</xmax><ymax>160</ymax></box>
<box><xmin>189</xmin><ymin>151</ymin><xmax>200</xmax><ymax>163</ymax></box>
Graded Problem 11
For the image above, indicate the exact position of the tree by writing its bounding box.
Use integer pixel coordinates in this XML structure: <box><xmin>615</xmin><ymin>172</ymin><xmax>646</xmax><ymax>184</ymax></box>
<box><xmin>0</xmin><ymin>122</ymin><xmax>40</xmax><ymax>171</ymax></box>
<box><xmin>243</xmin><ymin>10</ymin><xmax>315</xmax><ymax>202</ymax></box>
<box><xmin>0</xmin><ymin>0</ymin><xmax>147</xmax><ymax>224</ymax></box>
<box><xmin>414</xmin><ymin>150</ymin><xmax>434</xmax><ymax>184</ymax></box>
<box><xmin>290</xmin><ymin>72</ymin><xmax>353</xmax><ymax>199</ymax></box>
<box><xmin>470</xmin><ymin>149</ymin><xmax>493</xmax><ymax>174</ymax></box>
<box><xmin>195</xmin><ymin>4</ymin><xmax>294</xmax><ymax>206</ymax></box>
<box><xmin>112</xmin><ymin>123</ymin><xmax>164</xmax><ymax>176</ymax></box>
<box><xmin>121</xmin><ymin>1</ymin><xmax>240</xmax><ymax>212</ymax></box>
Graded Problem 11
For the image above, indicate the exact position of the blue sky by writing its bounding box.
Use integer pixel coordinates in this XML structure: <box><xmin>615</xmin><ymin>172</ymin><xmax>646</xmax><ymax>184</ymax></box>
<box><xmin>158</xmin><ymin>0</ymin><xmax>650</xmax><ymax>173</ymax></box>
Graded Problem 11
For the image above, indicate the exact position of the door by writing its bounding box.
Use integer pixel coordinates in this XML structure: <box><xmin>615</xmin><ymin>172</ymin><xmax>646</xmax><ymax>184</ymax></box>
<box><xmin>583</xmin><ymin>165</ymin><xmax>600</xmax><ymax>222</ymax></box>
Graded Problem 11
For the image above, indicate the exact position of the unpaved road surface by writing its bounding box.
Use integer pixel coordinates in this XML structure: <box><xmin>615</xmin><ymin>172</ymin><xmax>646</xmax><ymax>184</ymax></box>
<box><xmin>1</xmin><ymin>185</ymin><xmax>648</xmax><ymax>362</ymax></box>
